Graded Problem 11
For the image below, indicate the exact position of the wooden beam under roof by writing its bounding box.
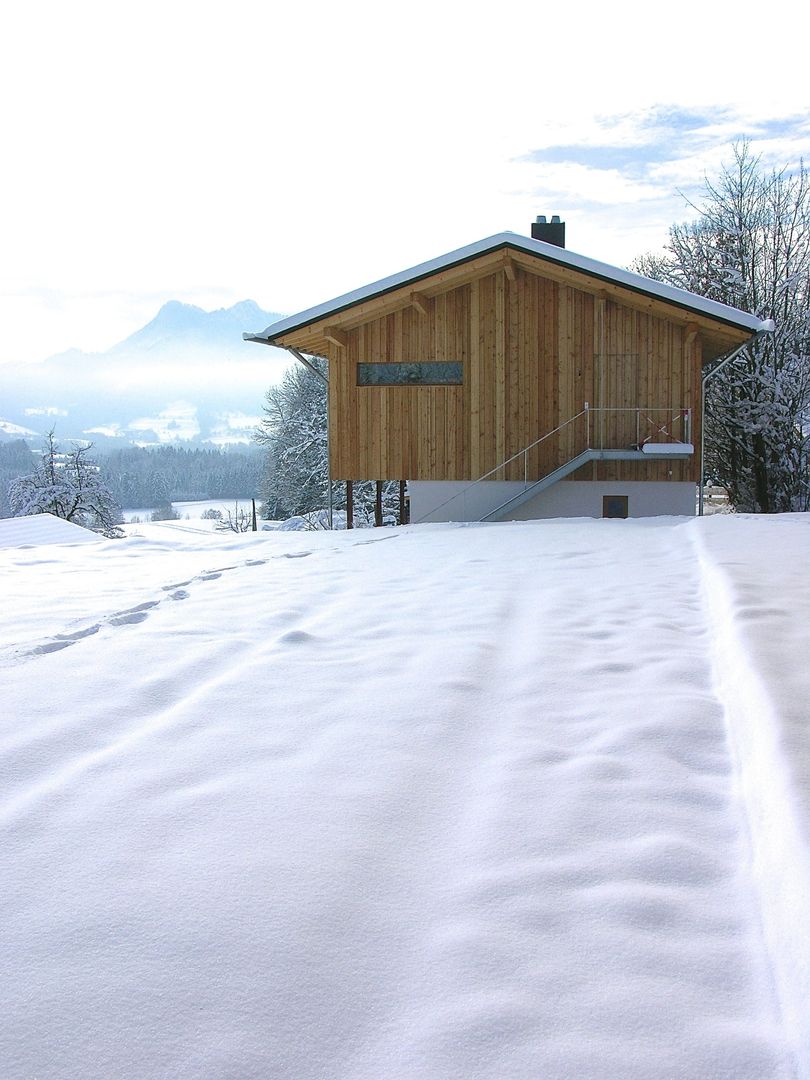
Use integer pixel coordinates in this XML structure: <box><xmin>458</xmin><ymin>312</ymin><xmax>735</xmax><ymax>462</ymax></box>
<box><xmin>410</xmin><ymin>291</ymin><xmax>431</xmax><ymax>316</ymax></box>
<box><xmin>323</xmin><ymin>326</ymin><xmax>349</xmax><ymax>349</ymax></box>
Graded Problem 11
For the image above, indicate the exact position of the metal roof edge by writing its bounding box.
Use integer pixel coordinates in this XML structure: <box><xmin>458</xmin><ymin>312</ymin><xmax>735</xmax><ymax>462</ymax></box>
<box><xmin>245</xmin><ymin>232</ymin><xmax>768</xmax><ymax>344</ymax></box>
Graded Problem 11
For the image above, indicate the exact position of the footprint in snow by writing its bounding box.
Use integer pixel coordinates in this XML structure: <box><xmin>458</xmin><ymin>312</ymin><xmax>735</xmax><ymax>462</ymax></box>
<box><xmin>109</xmin><ymin>611</ymin><xmax>150</xmax><ymax>626</ymax></box>
<box><xmin>33</xmin><ymin>640</ymin><xmax>76</xmax><ymax>654</ymax></box>
<box><xmin>354</xmin><ymin>535</ymin><xmax>398</xmax><ymax>546</ymax></box>
<box><xmin>115</xmin><ymin>601</ymin><xmax>160</xmax><ymax>615</ymax></box>
<box><xmin>29</xmin><ymin>623</ymin><xmax>100</xmax><ymax>654</ymax></box>
<box><xmin>107</xmin><ymin>601</ymin><xmax>159</xmax><ymax>626</ymax></box>
<box><xmin>28</xmin><ymin>602</ymin><xmax>155</xmax><ymax>660</ymax></box>
<box><xmin>281</xmin><ymin>551</ymin><xmax>311</xmax><ymax>559</ymax></box>
<box><xmin>169</xmin><ymin>589</ymin><xmax>190</xmax><ymax>601</ymax></box>
<box><xmin>278</xmin><ymin>630</ymin><xmax>316</xmax><ymax>645</ymax></box>
<box><xmin>55</xmin><ymin>625</ymin><xmax>101</xmax><ymax>641</ymax></box>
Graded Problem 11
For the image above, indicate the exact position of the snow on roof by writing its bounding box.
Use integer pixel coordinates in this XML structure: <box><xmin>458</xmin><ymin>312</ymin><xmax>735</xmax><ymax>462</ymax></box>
<box><xmin>245</xmin><ymin>233</ymin><xmax>770</xmax><ymax>344</ymax></box>
<box><xmin>0</xmin><ymin>513</ymin><xmax>103</xmax><ymax>548</ymax></box>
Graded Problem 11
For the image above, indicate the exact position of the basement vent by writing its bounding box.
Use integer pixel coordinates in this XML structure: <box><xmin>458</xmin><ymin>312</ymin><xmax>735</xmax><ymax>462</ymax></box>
<box><xmin>602</xmin><ymin>495</ymin><xmax>629</xmax><ymax>519</ymax></box>
<box><xmin>357</xmin><ymin>362</ymin><xmax>463</xmax><ymax>386</ymax></box>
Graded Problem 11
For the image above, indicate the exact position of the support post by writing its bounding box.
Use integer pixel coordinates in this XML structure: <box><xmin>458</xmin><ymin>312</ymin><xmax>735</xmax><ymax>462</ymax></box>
<box><xmin>699</xmin><ymin>379</ymin><xmax>707</xmax><ymax>516</ymax></box>
<box><xmin>346</xmin><ymin>481</ymin><xmax>353</xmax><ymax>529</ymax></box>
<box><xmin>399</xmin><ymin>480</ymin><xmax>406</xmax><ymax>525</ymax></box>
<box><xmin>375</xmin><ymin>481</ymin><xmax>383</xmax><ymax>527</ymax></box>
<box><xmin>251</xmin><ymin>498</ymin><xmax>257</xmax><ymax>532</ymax></box>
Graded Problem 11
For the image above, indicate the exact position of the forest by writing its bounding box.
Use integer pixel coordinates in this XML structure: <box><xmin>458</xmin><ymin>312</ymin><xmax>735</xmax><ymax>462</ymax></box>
<box><xmin>0</xmin><ymin>440</ymin><xmax>263</xmax><ymax>518</ymax></box>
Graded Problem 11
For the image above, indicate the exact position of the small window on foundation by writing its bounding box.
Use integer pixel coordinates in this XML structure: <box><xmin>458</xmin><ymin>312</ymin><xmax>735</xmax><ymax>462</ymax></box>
<box><xmin>603</xmin><ymin>495</ymin><xmax>628</xmax><ymax>519</ymax></box>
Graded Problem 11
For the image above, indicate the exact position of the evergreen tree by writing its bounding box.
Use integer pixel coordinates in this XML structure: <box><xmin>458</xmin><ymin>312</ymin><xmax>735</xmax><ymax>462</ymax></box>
<box><xmin>95</xmin><ymin>445</ymin><xmax>262</xmax><ymax>509</ymax></box>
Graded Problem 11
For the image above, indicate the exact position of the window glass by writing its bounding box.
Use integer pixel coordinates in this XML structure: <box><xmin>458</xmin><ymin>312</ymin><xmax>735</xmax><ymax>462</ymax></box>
<box><xmin>357</xmin><ymin>362</ymin><xmax>462</xmax><ymax>386</ymax></box>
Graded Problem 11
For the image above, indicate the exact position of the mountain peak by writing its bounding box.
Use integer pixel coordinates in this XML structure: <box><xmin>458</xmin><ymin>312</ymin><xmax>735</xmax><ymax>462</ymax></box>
<box><xmin>111</xmin><ymin>299</ymin><xmax>283</xmax><ymax>354</ymax></box>
<box><xmin>1</xmin><ymin>299</ymin><xmax>292</xmax><ymax>449</ymax></box>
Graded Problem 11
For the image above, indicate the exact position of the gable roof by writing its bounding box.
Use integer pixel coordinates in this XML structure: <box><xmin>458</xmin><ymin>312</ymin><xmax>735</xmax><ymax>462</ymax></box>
<box><xmin>244</xmin><ymin>232</ymin><xmax>771</xmax><ymax>352</ymax></box>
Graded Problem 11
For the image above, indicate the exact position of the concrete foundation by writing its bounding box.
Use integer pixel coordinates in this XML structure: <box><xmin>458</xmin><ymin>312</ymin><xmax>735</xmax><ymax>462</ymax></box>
<box><xmin>409</xmin><ymin>480</ymin><xmax>696</xmax><ymax>523</ymax></box>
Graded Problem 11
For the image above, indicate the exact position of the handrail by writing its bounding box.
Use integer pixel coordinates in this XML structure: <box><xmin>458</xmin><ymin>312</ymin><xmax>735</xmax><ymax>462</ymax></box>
<box><xmin>411</xmin><ymin>405</ymin><xmax>692</xmax><ymax>523</ymax></box>
<box><xmin>414</xmin><ymin>410</ymin><xmax>587</xmax><ymax>523</ymax></box>
<box><xmin>471</xmin><ymin>409</ymin><xmax>589</xmax><ymax>484</ymax></box>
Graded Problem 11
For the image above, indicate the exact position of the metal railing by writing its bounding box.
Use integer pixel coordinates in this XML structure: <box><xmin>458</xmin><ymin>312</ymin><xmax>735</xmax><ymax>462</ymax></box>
<box><xmin>413</xmin><ymin>405</ymin><xmax>692</xmax><ymax>522</ymax></box>
<box><xmin>587</xmin><ymin>404</ymin><xmax>693</xmax><ymax>452</ymax></box>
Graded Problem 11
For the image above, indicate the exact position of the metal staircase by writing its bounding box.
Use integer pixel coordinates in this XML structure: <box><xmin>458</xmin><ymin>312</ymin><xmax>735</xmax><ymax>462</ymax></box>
<box><xmin>480</xmin><ymin>446</ymin><xmax>693</xmax><ymax>521</ymax></box>
<box><xmin>413</xmin><ymin>405</ymin><xmax>694</xmax><ymax>524</ymax></box>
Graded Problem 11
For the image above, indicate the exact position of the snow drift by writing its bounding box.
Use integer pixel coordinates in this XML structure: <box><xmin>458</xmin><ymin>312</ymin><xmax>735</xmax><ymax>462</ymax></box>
<box><xmin>0</xmin><ymin>514</ymin><xmax>807</xmax><ymax>1079</ymax></box>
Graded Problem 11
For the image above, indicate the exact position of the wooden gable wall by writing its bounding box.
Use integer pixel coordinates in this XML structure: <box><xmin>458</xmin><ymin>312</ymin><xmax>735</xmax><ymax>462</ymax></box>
<box><xmin>318</xmin><ymin>259</ymin><xmax>706</xmax><ymax>485</ymax></box>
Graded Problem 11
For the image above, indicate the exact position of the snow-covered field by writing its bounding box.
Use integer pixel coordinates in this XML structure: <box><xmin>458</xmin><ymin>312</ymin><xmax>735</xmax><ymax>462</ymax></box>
<box><xmin>121</xmin><ymin>499</ymin><xmax>259</xmax><ymax>525</ymax></box>
<box><xmin>0</xmin><ymin>513</ymin><xmax>808</xmax><ymax>1080</ymax></box>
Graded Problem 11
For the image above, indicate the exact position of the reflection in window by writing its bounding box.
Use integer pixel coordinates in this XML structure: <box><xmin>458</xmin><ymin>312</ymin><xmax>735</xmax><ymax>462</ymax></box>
<box><xmin>357</xmin><ymin>362</ymin><xmax>463</xmax><ymax>386</ymax></box>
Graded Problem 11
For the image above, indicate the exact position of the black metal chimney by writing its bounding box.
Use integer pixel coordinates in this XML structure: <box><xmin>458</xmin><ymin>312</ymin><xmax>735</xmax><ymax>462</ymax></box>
<box><xmin>531</xmin><ymin>214</ymin><xmax>565</xmax><ymax>248</ymax></box>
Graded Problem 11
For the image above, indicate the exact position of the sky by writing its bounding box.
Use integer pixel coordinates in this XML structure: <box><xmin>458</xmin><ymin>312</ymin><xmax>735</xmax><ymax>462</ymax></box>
<box><xmin>1</xmin><ymin>0</ymin><xmax>809</xmax><ymax>365</ymax></box>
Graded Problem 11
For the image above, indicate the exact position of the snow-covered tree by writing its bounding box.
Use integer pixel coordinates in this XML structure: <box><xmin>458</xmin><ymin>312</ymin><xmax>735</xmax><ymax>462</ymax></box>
<box><xmin>255</xmin><ymin>359</ymin><xmax>330</xmax><ymax>519</ymax></box>
<box><xmin>255</xmin><ymin>359</ymin><xmax>402</xmax><ymax>524</ymax></box>
<box><xmin>8</xmin><ymin>432</ymin><xmax>124</xmax><ymax>537</ymax></box>
<box><xmin>0</xmin><ymin>439</ymin><xmax>37</xmax><ymax>518</ymax></box>
<box><xmin>633</xmin><ymin>144</ymin><xmax>810</xmax><ymax>512</ymax></box>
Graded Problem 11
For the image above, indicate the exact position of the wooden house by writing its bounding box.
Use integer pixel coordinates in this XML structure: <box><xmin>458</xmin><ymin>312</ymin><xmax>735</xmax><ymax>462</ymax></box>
<box><xmin>245</xmin><ymin>220</ymin><xmax>769</xmax><ymax>521</ymax></box>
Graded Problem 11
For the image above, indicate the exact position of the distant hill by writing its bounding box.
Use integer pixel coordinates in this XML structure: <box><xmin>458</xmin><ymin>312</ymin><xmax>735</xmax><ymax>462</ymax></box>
<box><xmin>0</xmin><ymin>300</ymin><xmax>290</xmax><ymax>448</ymax></box>
<box><xmin>108</xmin><ymin>299</ymin><xmax>278</xmax><ymax>357</ymax></box>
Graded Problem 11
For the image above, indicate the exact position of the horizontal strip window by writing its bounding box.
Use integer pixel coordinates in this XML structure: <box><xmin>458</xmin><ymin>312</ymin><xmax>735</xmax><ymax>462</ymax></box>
<box><xmin>357</xmin><ymin>362</ymin><xmax>463</xmax><ymax>386</ymax></box>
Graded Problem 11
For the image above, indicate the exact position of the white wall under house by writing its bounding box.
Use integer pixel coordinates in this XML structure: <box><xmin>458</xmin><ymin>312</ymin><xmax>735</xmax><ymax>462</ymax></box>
<box><xmin>409</xmin><ymin>480</ymin><xmax>697</xmax><ymax>523</ymax></box>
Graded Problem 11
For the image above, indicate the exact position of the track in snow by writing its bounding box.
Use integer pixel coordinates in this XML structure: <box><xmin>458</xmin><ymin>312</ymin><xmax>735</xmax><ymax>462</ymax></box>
<box><xmin>0</xmin><ymin>518</ymin><xmax>802</xmax><ymax>1080</ymax></box>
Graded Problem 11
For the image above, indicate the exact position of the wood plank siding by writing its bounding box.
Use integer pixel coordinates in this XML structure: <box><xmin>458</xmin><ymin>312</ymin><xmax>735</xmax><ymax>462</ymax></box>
<box><xmin>271</xmin><ymin>246</ymin><xmax>748</xmax><ymax>485</ymax></box>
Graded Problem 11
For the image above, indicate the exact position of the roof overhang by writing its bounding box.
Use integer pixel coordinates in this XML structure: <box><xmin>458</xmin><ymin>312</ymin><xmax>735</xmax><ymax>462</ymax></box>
<box><xmin>244</xmin><ymin>232</ymin><xmax>770</xmax><ymax>361</ymax></box>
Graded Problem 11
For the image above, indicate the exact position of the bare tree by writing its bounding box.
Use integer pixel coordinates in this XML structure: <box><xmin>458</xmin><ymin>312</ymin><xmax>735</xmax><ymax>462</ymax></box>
<box><xmin>215</xmin><ymin>502</ymin><xmax>254</xmax><ymax>532</ymax></box>
<box><xmin>633</xmin><ymin>144</ymin><xmax>810</xmax><ymax>512</ymax></box>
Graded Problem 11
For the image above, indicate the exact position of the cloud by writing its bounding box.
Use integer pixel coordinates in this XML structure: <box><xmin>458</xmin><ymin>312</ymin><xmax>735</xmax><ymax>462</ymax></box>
<box><xmin>524</xmin><ymin>106</ymin><xmax>810</xmax><ymax>177</ymax></box>
<box><xmin>3</xmin><ymin>2</ymin><xmax>809</xmax><ymax>365</ymax></box>
<box><xmin>509</xmin><ymin>105</ymin><xmax>810</xmax><ymax>264</ymax></box>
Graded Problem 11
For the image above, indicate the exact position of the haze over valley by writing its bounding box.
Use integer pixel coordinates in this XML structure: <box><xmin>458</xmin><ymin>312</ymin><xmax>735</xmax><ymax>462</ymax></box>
<box><xmin>0</xmin><ymin>300</ymin><xmax>288</xmax><ymax>448</ymax></box>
